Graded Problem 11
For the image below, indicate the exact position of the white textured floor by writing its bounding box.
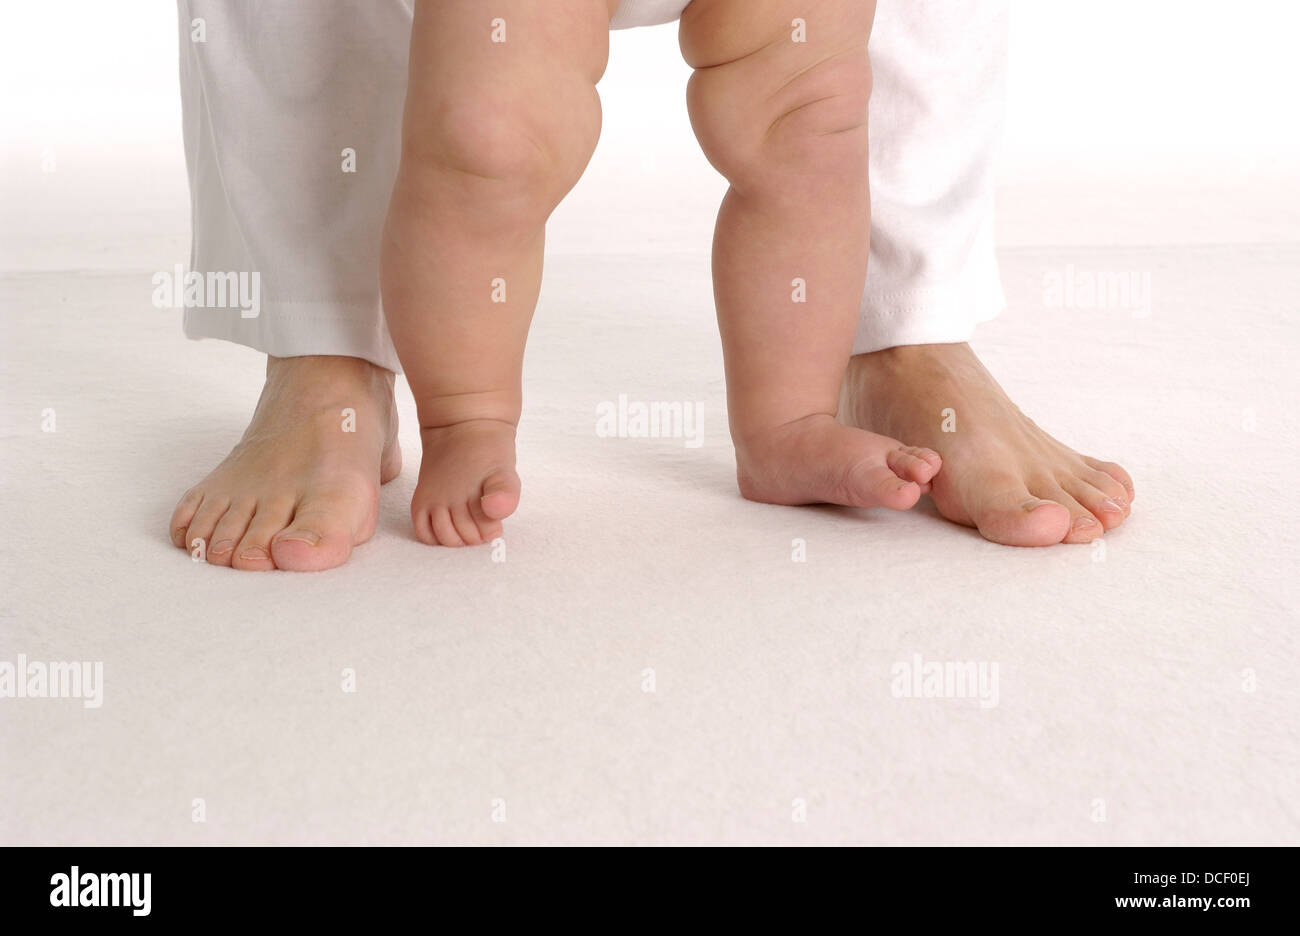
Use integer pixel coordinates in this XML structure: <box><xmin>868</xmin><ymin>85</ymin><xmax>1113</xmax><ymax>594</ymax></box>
<box><xmin>3</xmin><ymin>135</ymin><xmax>1299</xmax><ymax>843</ymax></box>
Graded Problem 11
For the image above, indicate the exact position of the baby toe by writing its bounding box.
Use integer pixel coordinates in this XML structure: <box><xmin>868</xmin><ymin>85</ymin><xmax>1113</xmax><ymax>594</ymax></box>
<box><xmin>847</xmin><ymin>461</ymin><xmax>922</xmax><ymax>511</ymax></box>
<box><xmin>431</xmin><ymin>505</ymin><xmax>465</xmax><ymax>548</ymax></box>
<box><xmin>480</xmin><ymin>468</ymin><xmax>521</xmax><ymax>521</ymax></box>
<box><xmin>450</xmin><ymin>503</ymin><xmax>484</xmax><ymax>546</ymax></box>
<box><xmin>887</xmin><ymin>446</ymin><xmax>941</xmax><ymax>485</ymax></box>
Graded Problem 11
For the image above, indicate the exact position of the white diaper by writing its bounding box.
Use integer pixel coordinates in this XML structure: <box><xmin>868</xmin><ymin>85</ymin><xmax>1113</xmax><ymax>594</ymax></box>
<box><xmin>611</xmin><ymin>0</ymin><xmax>690</xmax><ymax>30</ymax></box>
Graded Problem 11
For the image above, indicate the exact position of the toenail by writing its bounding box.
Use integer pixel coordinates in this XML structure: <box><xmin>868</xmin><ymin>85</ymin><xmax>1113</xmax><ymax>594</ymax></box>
<box><xmin>1072</xmin><ymin>516</ymin><xmax>1098</xmax><ymax>531</ymax></box>
<box><xmin>210</xmin><ymin>539</ymin><xmax>234</xmax><ymax>555</ymax></box>
<box><xmin>278</xmin><ymin>531</ymin><xmax>321</xmax><ymax>546</ymax></box>
<box><xmin>239</xmin><ymin>546</ymin><xmax>269</xmax><ymax>561</ymax></box>
<box><xmin>1101</xmin><ymin>498</ymin><xmax>1125</xmax><ymax>513</ymax></box>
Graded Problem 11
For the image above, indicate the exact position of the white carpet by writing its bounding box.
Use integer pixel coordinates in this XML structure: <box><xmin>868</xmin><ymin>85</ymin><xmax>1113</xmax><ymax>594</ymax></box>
<box><xmin>2</xmin><ymin>145</ymin><xmax>1298</xmax><ymax>843</ymax></box>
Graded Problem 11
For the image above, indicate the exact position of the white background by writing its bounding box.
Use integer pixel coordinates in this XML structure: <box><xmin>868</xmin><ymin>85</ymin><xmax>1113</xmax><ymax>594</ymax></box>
<box><xmin>3</xmin><ymin>0</ymin><xmax>1299</xmax><ymax>172</ymax></box>
<box><xmin>2</xmin><ymin>0</ymin><xmax>1298</xmax><ymax>271</ymax></box>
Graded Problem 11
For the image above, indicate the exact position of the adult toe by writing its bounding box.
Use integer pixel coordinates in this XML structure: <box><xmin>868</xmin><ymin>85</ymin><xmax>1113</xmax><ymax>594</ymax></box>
<box><xmin>967</xmin><ymin>478</ymin><xmax>1073</xmax><ymax>547</ymax></box>
<box><xmin>182</xmin><ymin>495</ymin><xmax>230</xmax><ymax>559</ymax></box>
<box><xmin>1064</xmin><ymin>474</ymin><xmax>1129</xmax><ymax>531</ymax></box>
<box><xmin>232</xmin><ymin>500</ymin><xmax>294</xmax><ymax>571</ymax></box>
<box><xmin>271</xmin><ymin>496</ymin><xmax>359</xmax><ymax>571</ymax></box>
<box><xmin>170</xmin><ymin>487</ymin><xmax>205</xmax><ymax>548</ymax></box>
<box><xmin>1034</xmin><ymin>483</ymin><xmax>1104</xmax><ymax>544</ymax></box>
<box><xmin>207</xmin><ymin>500</ymin><xmax>256</xmax><ymax>567</ymax></box>
<box><xmin>1083</xmin><ymin>456</ymin><xmax>1135</xmax><ymax>502</ymax></box>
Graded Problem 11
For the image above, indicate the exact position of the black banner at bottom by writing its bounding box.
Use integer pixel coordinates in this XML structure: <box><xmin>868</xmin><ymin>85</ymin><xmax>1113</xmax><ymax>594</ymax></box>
<box><xmin>0</xmin><ymin>845</ymin><xmax>1285</xmax><ymax>925</ymax></box>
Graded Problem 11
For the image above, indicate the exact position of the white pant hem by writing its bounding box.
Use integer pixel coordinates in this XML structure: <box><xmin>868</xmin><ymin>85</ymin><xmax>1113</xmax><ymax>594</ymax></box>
<box><xmin>183</xmin><ymin>302</ymin><xmax>403</xmax><ymax>373</ymax></box>
<box><xmin>853</xmin><ymin>279</ymin><xmax>1005</xmax><ymax>355</ymax></box>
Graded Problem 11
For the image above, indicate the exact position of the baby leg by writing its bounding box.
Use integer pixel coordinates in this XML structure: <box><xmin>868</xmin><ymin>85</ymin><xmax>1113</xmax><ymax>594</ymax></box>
<box><xmin>381</xmin><ymin>0</ymin><xmax>617</xmax><ymax>545</ymax></box>
<box><xmin>681</xmin><ymin>0</ymin><xmax>940</xmax><ymax>509</ymax></box>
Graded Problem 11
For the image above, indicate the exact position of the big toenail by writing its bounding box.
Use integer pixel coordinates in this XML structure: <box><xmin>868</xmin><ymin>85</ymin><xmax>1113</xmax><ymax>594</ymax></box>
<box><xmin>239</xmin><ymin>546</ymin><xmax>269</xmax><ymax>560</ymax></box>
<box><xmin>210</xmin><ymin>539</ymin><xmax>234</xmax><ymax>555</ymax></box>
<box><xmin>1072</xmin><ymin>516</ymin><xmax>1098</xmax><ymax>530</ymax></box>
<box><xmin>279</xmin><ymin>531</ymin><xmax>320</xmax><ymax>546</ymax></box>
<box><xmin>1101</xmin><ymin>498</ymin><xmax>1125</xmax><ymax>513</ymax></box>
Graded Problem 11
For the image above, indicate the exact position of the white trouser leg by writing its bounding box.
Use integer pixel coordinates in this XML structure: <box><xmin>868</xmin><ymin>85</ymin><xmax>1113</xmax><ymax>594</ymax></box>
<box><xmin>177</xmin><ymin>0</ymin><xmax>410</xmax><ymax>372</ymax></box>
<box><xmin>854</xmin><ymin>0</ymin><xmax>1010</xmax><ymax>354</ymax></box>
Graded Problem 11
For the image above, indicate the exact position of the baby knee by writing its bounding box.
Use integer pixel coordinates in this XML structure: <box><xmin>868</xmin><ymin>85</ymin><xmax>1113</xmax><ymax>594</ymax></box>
<box><xmin>689</xmin><ymin>51</ymin><xmax>871</xmax><ymax>193</ymax></box>
<box><xmin>401</xmin><ymin>83</ymin><xmax>602</xmax><ymax>214</ymax></box>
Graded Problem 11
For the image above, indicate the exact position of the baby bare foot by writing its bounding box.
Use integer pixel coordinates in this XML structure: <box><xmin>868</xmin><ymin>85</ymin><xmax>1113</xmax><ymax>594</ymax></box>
<box><xmin>842</xmin><ymin>343</ymin><xmax>1135</xmax><ymax>546</ymax></box>
<box><xmin>379</xmin><ymin>5</ymin><xmax>613</xmax><ymax>548</ymax></box>
<box><xmin>169</xmin><ymin>355</ymin><xmax>400</xmax><ymax>571</ymax></box>
<box><xmin>736</xmin><ymin>414</ymin><xmax>941</xmax><ymax>511</ymax></box>
<box><xmin>411</xmin><ymin>417</ymin><xmax>520</xmax><ymax>547</ymax></box>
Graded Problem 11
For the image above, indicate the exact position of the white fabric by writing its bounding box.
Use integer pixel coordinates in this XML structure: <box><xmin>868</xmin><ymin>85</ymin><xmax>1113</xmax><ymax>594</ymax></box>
<box><xmin>859</xmin><ymin>0</ymin><xmax>1009</xmax><ymax>352</ymax></box>
<box><xmin>176</xmin><ymin>0</ymin><xmax>1008</xmax><ymax>369</ymax></box>
<box><xmin>177</xmin><ymin>0</ymin><xmax>411</xmax><ymax>370</ymax></box>
<box><xmin>610</xmin><ymin>0</ymin><xmax>690</xmax><ymax>29</ymax></box>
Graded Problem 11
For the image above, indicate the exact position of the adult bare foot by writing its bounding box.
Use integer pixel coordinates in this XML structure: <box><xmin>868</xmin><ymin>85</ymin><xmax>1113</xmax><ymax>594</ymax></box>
<box><xmin>841</xmin><ymin>343</ymin><xmax>1135</xmax><ymax>546</ymax></box>
<box><xmin>169</xmin><ymin>355</ymin><xmax>401</xmax><ymax>571</ymax></box>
